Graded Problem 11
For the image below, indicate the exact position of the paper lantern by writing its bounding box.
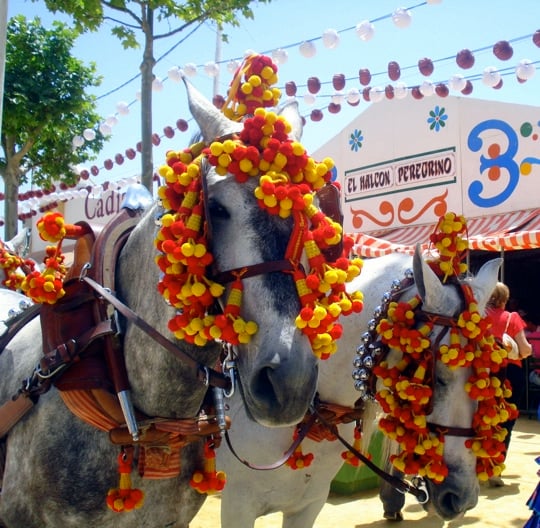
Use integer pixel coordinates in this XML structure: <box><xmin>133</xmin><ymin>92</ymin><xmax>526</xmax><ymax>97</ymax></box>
<box><xmin>285</xmin><ymin>81</ymin><xmax>297</xmax><ymax>96</ymax></box>
<box><xmin>227</xmin><ymin>60</ymin><xmax>240</xmax><ymax>74</ymax></box>
<box><xmin>448</xmin><ymin>74</ymin><xmax>467</xmax><ymax>91</ymax></box>
<box><xmin>104</xmin><ymin>159</ymin><xmax>113</xmax><ymax>170</ymax></box>
<box><xmin>163</xmin><ymin>126</ymin><xmax>175</xmax><ymax>138</ymax></box>
<box><xmin>385</xmin><ymin>85</ymin><xmax>395</xmax><ymax>99</ymax></box>
<box><xmin>333</xmin><ymin>73</ymin><xmax>346</xmax><ymax>90</ymax></box>
<box><xmin>307</xmin><ymin>77</ymin><xmax>321</xmax><ymax>94</ymax></box>
<box><xmin>388</xmin><ymin>61</ymin><xmax>401</xmax><ymax>81</ymax></box>
<box><xmin>125</xmin><ymin>148</ymin><xmax>136</xmax><ymax>160</ymax></box>
<box><xmin>533</xmin><ymin>30</ymin><xmax>540</xmax><ymax>47</ymax></box>
<box><xmin>116</xmin><ymin>102</ymin><xmax>130</xmax><ymax>116</ymax></box>
<box><xmin>136</xmin><ymin>141</ymin><xmax>142</xmax><ymax>152</ymax></box>
<box><xmin>299</xmin><ymin>41</ymin><xmax>317</xmax><ymax>58</ymax></box>
<box><xmin>272</xmin><ymin>49</ymin><xmax>288</xmax><ymax>64</ymax></box>
<box><xmin>99</xmin><ymin>123</ymin><xmax>112</xmax><ymax>136</ymax></box>
<box><xmin>204</xmin><ymin>62</ymin><xmax>219</xmax><ymax>77</ymax></box>
<box><xmin>152</xmin><ymin>133</ymin><xmax>161</xmax><ymax>146</ymax></box>
<box><xmin>328</xmin><ymin>102</ymin><xmax>341</xmax><ymax>114</ymax></box>
<box><xmin>176</xmin><ymin>119</ymin><xmax>189</xmax><ymax>132</ymax></box>
<box><xmin>105</xmin><ymin>115</ymin><xmax>118</xmax><ymax>127</ymax></box>
<box><xmin>461</xmin><ymin>80</ymin><xmax>473</xmax><ymax>95</ymax></box>
<box><xmin>493</xmin><ymin>40</ymin><xmax>513</xmax><ymax>61</ymax></box>
<box><xmin>322</xmin><ymin>29</ymin><xmax>340</xmax><ymax>49</ymax></box>
<box><xmin>83</xmin><ymin>129</ymin><xmax>96</xmax><ymax>141</ymax></box>
<box><xmin>212</xmin><ymin>94</ymin><xmax>225</xmax><ymax>109</ymax></box>
<box><xmin>362</xmin><ymin>87</ymin><xmax>371</xmax><ymax>102</ymax></box>
<box><xmin>419</xmin><ymin>81</ymin><xmax>434</xmax><ymax>96</ymax></box>
<box><xmin>167</xmin><ymin>66</ymin><xmax>182</xmax><ymax>82</ymax></box>
<box><xmin>370</xmin><ymin>86</ymin><xmax>385</xmax><ymax>103</ymax></box>
<box><xmin>355</xmin><ymin>20</ymin><xmax>375</xmax><ymax>41</ymax></box>
<box><xmin>135</xmin><ymin>91</ymin><xmax>141</xmax><ymax>101</ymax></box>
<box><xmin>310</xmin><ymin>109</ymin><xmax>323</xmax><ymax>122</ymax></box>
<box><xmin>482</xmin><ymin>67</ymin><xmax>501</xmax><ymax>87</ymax></box>
<box><xmin>115</xmin><ymin>154</ymin><xmax>124</xmax><ymax>165</ymax></box>
<box><xmin>152</xmin><ymin>77</ymin><xmax>164</xmax><ymax>91</ymax></box>
<box><xmin>516</xmin><ymin>59</ymin><xmax>536</xmax><ymax>80</ymax></box>
<box><xmin>303</xmin><ymin>93</ymin><xmax>316</xmax><ymax>106</ymax></box>
<box><xmin>493</xmin><ymin>78</ymin><xmax>503</xmax><ymax>90</ymax></box>
<box><xmin>392</xmin><ymin>8</ymin><xmax>412</xmax><ymax>28</ymax></box>
<box><xmin>411</xmin><ymin>86</ymin><xmax>424</xmax><ymax>100</ymax></box>
<box><xmin>456</xmin><ymin>49</ymin><xmax>475</xmax><ymax>69</ymax></box>
<box><xmin>183</xmin><ymin>63</ymin><xmax>197</xmax><ymax>77</ymax></box>
<box><xmin>394</xmin><ymin>82</ymin><xmax>408</xmax><ymax>99</ymax></box>
<box><xmin>72</xmin><ymin>135</ymin><xmax>84</xmax><ymax>148</ymax></box>
<box><xmin>331</xmin><ymin>92</ymin><xmax>343</xmax><ymax>104</ymax></box>
<box><xmin>79</xmin><ymin>169</ymin><xmax>90</xmax><ymax>180</ymax></box>
<box><xmin>359</xmin><ymin>68</ymin><xmax>371</xmax><ymax>86</ymax></box>
<box><xmin>435</xmin><ymin>83</ymin><xmax>449</xmax><ymax>97</ymax></box>
<box><xmin>418</xmin><ymin>57</ymin><xmax>434</xmax><ymax>76</ymax></box>
<box><xmin>347</xmin><ymin>88</ymin><xmax>361</xmax><ymax>105</ymax></box>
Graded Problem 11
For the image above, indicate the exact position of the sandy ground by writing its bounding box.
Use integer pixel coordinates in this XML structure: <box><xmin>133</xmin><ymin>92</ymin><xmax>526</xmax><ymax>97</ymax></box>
<box><xmin>190</xmin><ymin>416</ymin><xmax>540</xmax><ymax>528</ymax></box>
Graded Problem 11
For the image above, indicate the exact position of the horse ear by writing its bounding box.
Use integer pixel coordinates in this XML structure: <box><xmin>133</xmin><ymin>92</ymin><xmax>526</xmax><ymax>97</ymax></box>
<box><xmin>413</xmin><ymin>244</ymin><xmax>446</xmax><ymax>311</ymax></box>
<box><xmin>470</xmin><ymin>258</ymin><xmax>502</xmax><ymax>313</ymax></box>
<box><xmin>278</xmin><ymin>100</ymin><xmax>303</xmax><ymax>141</ymax></box>
<box><xmin>182</xmin><ymin>77</ymin><xmax>242</xmax><ymax>142</ymax></box>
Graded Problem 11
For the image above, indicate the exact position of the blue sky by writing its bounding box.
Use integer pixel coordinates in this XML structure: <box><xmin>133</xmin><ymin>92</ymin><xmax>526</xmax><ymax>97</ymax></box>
<box><xmin>8</xmin><ymin>0</ymin><xmax>540</xmax><ymax>188</ymax></box>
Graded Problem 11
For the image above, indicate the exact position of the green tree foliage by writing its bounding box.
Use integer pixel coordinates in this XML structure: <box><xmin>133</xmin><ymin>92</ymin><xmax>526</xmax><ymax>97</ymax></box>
<box><xmin>37</xmin><ymin>0</ymin><xmax>272</xmax><ymax>191</ymax></box>
<box><xmin>1</xmin><ymin>15</ymin><xmax>105</xmax><ymax>239</ymax></box>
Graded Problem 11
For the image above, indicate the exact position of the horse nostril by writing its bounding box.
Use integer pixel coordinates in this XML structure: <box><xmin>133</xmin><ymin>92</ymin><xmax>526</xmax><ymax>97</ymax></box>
<box><xmin>438</xmin><ymin>490</ymin><xmax>467</xmax><ymax>519</ymax></box>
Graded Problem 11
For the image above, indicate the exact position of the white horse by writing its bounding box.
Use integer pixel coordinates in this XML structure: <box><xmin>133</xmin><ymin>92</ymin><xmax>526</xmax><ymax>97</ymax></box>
<box><xmin>218</xmin><ymin>249</ymin><xmax>502</xmax><ymax>527</ymax></box>
<box><xmin>0</xmin><ymin>81</ymin><xmax>322</xmax><ymax>527</ymax></box>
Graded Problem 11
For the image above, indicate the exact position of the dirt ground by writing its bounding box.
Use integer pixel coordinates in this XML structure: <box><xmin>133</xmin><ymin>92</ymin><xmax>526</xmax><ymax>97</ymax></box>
<box><xmin>190</xmin><ymin>416</ymin><xmax>540</xmax><ymax>528</ymax></box>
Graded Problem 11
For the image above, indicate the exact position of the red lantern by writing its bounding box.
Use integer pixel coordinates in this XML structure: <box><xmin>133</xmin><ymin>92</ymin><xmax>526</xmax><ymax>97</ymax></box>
<box><xmin>285</xmin><ymin>81</ymin><xmax>297</xmax><ymax>96</ymax></box>
<box><xmin>91</xmin><ymin>165</ymin><xmax>99</xmax><ymax>176</ymax></box>
<box><xmin>493</xmin><ymin>40</ymin><xmax>513</xmax><ymax>60</ymax></box>
<box><xmin>115</xmin><ymin>153</ymin><xmax>124</xmax><ymax>165</ymax></box>
<box><xmin>411</xmin><ymin>86</ymin><xmax>424</xmax><ymax>100</ymax></box>
<box><xmin>359</xmin><ymin>68</ymin><xmax>371</xmax><ymax>86</ymax></box>
<box><xmin>362</xmin><ymin>87</ymin><xmax>371</xmax><ymax>102</ymax></box>
<box><xmin>418</xmin><ymin>58</ymin><xmax>434</xmax><ymax>76</ymax></box>
<box><xmin>387</xmin><ymin>61</ymin><xmax>401</xmax><ymax>81</ymax></box>
<box><xmin>212</xmin><ymin>94</ymin><xmax>225</xmax><ymax>109</ymax></box>
<box><xmin>80</xmin><ymin>169</ymin><xmax>90</xmax><ymax>180</ymax></box>
<box><xmin>136</xmin><ymin>141</ymin><xmax>142</xmax><ymax>153</ymax></box>
<box><xmin>104</xmin><ymin>159</ymin><xmax>114</xmax><ymax>170</ymax></box>
<box><xmin>332</xmin><ymin>73</ymin><xmax>346</xmax><ymax>91</ymax></box>
<box><xmin>533</xmin><ymin>30</ymin><xmax>540</xmax><ymax>47</ymax></box>
<box><xmin>310</xmin><ymin>109</ymin><xmax>323</xmax><ymax>121</ymax></box>
<box><xmin>493</xmin><ymin>79</ymin><xmax>503</xmax><ymax>90</ymax></box>
<box><xmin>461</xmin><ymin>80</ymin><xmax>473</xmax><ymax>95</ymax></box>
<box><xmin>328</xmin><ymin>102</ymin><xmax>341</xmax><ymax>114</ymax></box>
<box><xmin>152</xmin><ymin>133</ymin><xmax>161</xmax><ymax>146</ymax></box>
<box><xmin>125</xmin><ymin>148</ymin><xmax>136</xmax><ymax>160</ymax></box>
<box><xmin>435</xmin><ymin>83</ymin><xmax>449</xmax><ymax>97</ymax></box>
<box><xmin>307</xmin><ymin>77</ymin><xmax>321</xmax><ymax>94</ymax></box>
<box><xmin>164</xmin><ymin>126</ymin><xmax>175</xmax><ymax>139</ymax></box>
<box><xmin>456</xmin><ymin>49</ymin><xmax>475</xmax><ymax>69</ymax></box>
<box><xmin>176</xmin><ymin>119</ymin><xmax>188</xmax><ymax>132</ymax></box>
<box><xmin>385</xmin><ymin>85</ymin><xmax>395</xmax><ymax>99</ymax></box>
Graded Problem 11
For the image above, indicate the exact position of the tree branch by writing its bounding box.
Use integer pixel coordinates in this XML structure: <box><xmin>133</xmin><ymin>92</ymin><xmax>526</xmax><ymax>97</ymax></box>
<box><xmin>102</xmin><ymin>0</ymin><xmax>142</xmax><ymax>26</ymax></box>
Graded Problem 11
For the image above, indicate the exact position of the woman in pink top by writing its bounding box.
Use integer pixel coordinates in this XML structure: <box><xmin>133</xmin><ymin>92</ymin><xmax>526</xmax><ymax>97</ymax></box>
<box><xmin>486</xmin><ymin>282</ymin><xmax>532</xmax><ymax>487</ymax></box>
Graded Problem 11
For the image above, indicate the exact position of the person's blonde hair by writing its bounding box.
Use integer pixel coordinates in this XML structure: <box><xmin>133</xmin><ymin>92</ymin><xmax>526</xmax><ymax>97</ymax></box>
<box><xmin>487</xmin><ymin>282</ymin><xmax>510</xmax><ymax>309</ymax></box>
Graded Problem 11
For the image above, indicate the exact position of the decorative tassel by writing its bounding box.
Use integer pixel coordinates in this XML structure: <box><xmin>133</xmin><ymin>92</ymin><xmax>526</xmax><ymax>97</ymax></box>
<box><xmin>190</xmin><ymin>439</ymin><xmax>227</xmax><ymax>494</ymax></box>
<box><xmin>107</xmin><ymin>448</ymin><xmax>144</xmax><ymax>513</ymax></box>
<box><xmin>342</xmin><ymin>426</ymin><xmax>369</xmax><ymax>467</ymax></box>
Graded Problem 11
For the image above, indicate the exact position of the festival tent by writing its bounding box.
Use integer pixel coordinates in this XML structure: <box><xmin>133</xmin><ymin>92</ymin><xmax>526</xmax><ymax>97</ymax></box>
<box><xmin>311</xmin><ymin>95</ymin><xmax>540</xmax><ymax>259</ymax></box>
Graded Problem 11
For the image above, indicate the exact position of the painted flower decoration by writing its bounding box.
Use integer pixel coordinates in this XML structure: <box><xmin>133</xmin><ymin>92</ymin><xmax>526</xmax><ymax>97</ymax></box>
<box><xmin>349</xmin><ymin>129</ymin><xmax>364</xmax><ymax>152</ymax></box>
<box><xmin>427</xmin><ymin>105</ymin><xmax>448</xmax><ymax>132</ymax></box>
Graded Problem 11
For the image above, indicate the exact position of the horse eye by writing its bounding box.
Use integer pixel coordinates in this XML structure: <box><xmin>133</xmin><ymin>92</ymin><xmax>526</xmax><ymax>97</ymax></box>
<box><xmin>208</xmin><ymin>198</ymin><xmax>229</xmax><ymax>220</ymax></box>
<box><xmin>435</xmin><ymin>375</ymin><xmax>448</xmax><ymax>387</ymax></box>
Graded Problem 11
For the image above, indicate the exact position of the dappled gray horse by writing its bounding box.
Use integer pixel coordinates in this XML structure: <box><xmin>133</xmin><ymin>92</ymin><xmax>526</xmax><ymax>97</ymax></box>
<box><xmin>0</xmin><ymin>80</ymin><xmax>319</xmax><ymax>527</ymax></box>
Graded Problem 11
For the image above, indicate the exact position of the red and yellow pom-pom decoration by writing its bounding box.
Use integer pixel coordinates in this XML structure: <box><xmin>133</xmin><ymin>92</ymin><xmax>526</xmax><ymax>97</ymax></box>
<box><xmin>156</xmin><ymin>54</ymin><xmax>363</xmax><ymax>358</ymax></box>
<box><xmin>0</xmin><ymin>240</ymin><xmax>36</xmax><ymax>291</ymax></box>
<box><xmin>107</xmin><ymin>449</ymin><xmax>144</xmax><ymax>512</ymax></box>
<box><xmin>373</xmin><ymin>213</ymin><xmax>516</xmax><ymax>482</ymax></box>
<box><xmin>190</xmin><ymin>440</ymin><xmax>227</xmax><ymax>494</ymax></box>
<box><xmin>222</xmin><ymin>54</ymin><xmax>281</xmax><ymax>121</ymax></box>
<box><xmin>341</xmin><ymin>426</ymin><xmax>371</xmax><ymax>467</ymax></box>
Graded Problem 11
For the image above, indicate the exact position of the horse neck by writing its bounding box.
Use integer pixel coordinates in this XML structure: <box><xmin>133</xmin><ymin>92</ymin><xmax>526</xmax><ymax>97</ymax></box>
<box><xmin>114</xmin><ymin>205</ymin><xmax>220</xmax><ymax>418</ymax></box>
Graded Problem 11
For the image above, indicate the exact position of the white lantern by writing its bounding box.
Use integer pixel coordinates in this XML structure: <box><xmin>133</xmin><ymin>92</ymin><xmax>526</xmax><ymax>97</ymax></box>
<box><xmin>204</xmin><ymin>62</ymin><xmax>219</xmax><ymax>77</ymax></box>
<box><xmin>135</xmin><ymin>90</ymin><xmax>141</xmax><ymax>101</ymax></box>
<box><xmin>105</xmin><ymin>115</ymin><xmax>118</xmax><ymax>127</ymax></box>
<box><xmin>183</xmin><ymin>63</ymin><xmax>197</xmax><ymax>77</ymax></box>
<box><xmin>392</xmin><ymin>8</ymin><xmax>412</xmax><ymax>28</ymax></box>
<box><xmin>303</xmin><ymin>93</ymin><xmax>316</xmax><ymax>106</ymax></box>
<box><xmin>419</xmin><ymin>80</ymin><xmax>434</xmax><ymax>96</ymax></box>
<box><xmin>116</xmin><ymin>102</ymin><xmax>130</xmax><ymax>116</ymax></box>
<box><xmin>322</xmin><ymin>29</ymin><xmax>340</xmax><ymax>49</ymax></box>
<box><xmin>167</xmin><ymin>66</ymin><xmax>182</xmax><ymax>82</ymax></box>
<box><xmin>227</xmin><ymin>60</ymin><xmax>240</xmax><ymax>74</ymax></box>
<box><xmin>370</xmin><ymin>86</ymin><xmax>385</xmax><ymax>103</ymax></box>
<box><xmin>152</xmin><ymin>77</ymin><xmax>164</xmax><ymax>91</ymax></box>
<box><xmin>83</xmin><ymin>128</ymin><xmax>96</xmax><ymax>141</ymax></box>
<box><xmin>272</xmin><ymin>49</ymin><xmax>288</xmax><ymax>64</ymax></box>
<box><xmin>516</xmin><ymin>59</ymin><xmax>536</xmax><ymax>80</ymax></box>
<box><xmin>331</xmin><ymin>92</ymin><xmax>344</xmax><ymax>104</ymax></box>
<box><xmin>346</xmin><ymin>88</ymin><xmax>360</xmax><ymax>105</ymax></box>
<box><xmin>394</xmin><ymin>82</ymin><xmax>408</xmax><ymax>99</ymax></box>
<box><xmin>448</xmin><ymin>74</ymin><xmax>467</xmax><ymax>91</ymax></box>
<box><xmin>299</xmin><ymin>41</ymin><xmax>316</xmax><ymax>58</ymax></box>
<box><xmin>482</xmin><ymin>67</ymin><xmax>501</xmax><ymax>87</ymax></box>
<box><xmin>72</xmin><ymin>135</ymin><xmax>84</xmax><ymax>148</ymax></box>
<box><xmin>356</xmin><ymin>20</ymin><xmax>375</xmax><ymax>41</ymax></box>
<box><xmin>99</xmin><ymin>123</ymin><xmax>112</xmax><ymax>136</ymax></box>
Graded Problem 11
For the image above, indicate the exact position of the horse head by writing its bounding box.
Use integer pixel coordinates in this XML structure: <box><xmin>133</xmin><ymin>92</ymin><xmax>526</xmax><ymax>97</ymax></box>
<box><xmin>176</xmin><ymin>80</ymin><xmax>321</xmax><ymax>427</ymax></box>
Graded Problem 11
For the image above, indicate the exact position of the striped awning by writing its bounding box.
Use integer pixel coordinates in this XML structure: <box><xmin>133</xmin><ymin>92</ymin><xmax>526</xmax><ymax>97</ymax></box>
<box><xmin>351</xmin><ymin>209</ymin><xmax>540</xmax><ymax>258</ymax></box>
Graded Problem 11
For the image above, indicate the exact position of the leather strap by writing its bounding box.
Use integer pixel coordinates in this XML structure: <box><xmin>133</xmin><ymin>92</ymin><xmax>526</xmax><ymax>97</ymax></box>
<box><xmin>0</xmin><ymin>396</ymin><xmax>34</xmax><ymax>438</ymax></box>
<box><xmin>82</xmin><ymin>276</ymin><xmax>231</xmax><ymax>390</ymax></box>
<box><xmin>210</xmin><ymin>259</ymin><xmax>296</xmax><ymax>285</ymax></box>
